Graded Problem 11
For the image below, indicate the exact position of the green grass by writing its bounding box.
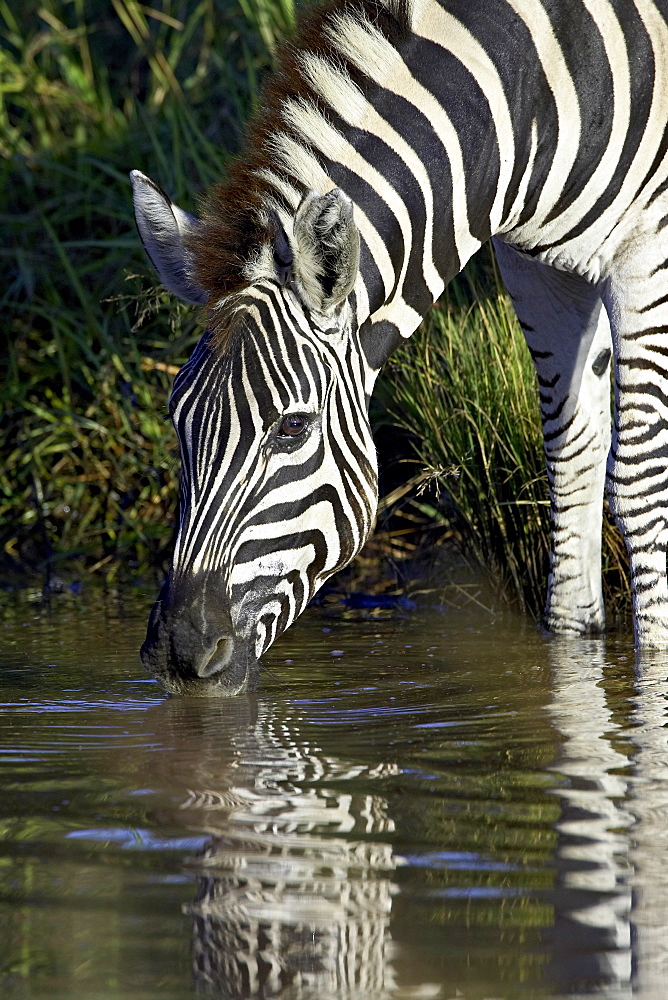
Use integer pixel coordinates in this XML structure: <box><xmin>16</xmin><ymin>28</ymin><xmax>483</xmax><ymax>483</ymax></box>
<box><xmin>380</xmin><ymin>252</ymin><xmax>629</xmax><ymax>617</ymax></box>
<box><xmin>1</xmin><ymin>0</ymin><xmax>294</xmax><ymax>580</ymax></box>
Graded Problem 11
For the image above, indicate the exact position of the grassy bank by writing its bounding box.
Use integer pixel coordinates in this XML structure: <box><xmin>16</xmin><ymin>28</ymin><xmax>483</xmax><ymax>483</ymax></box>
<box><xmin>1</xmin><ymin>1</ymin><xmax>628</xmax><ymax>615</ymax></box>
<box><xmin>381</xmin><ymin>253</ymin><xmax>629</xmax><ymax>616</ymax></box>
<box><xmin>2</xmin><ymin>0</ymin><xmax>290</xmax><ymax>581</ymax></box>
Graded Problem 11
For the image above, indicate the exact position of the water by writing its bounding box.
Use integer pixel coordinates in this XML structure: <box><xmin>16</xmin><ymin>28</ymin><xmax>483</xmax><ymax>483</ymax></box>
<box><xmin>0</xmin><ymin>586</ymin><xmax>667</xmax><ymax>1000</ymax></box>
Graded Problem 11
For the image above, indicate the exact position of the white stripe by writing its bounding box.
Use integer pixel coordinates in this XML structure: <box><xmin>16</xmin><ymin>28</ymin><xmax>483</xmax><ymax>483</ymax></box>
<box><xmin>254</xmin><ymin>167</ymin><xmax>302</xmax><ymax>211</ymax></box>
<box><xmin>232</xmin><ymin>544</ymin><xmax>316</xmax><ymax>584</ymax></box>
<box><xmin>502</xmin><ymin>118</ymin><xmax>539</xmax><ymax>231</ymax></box>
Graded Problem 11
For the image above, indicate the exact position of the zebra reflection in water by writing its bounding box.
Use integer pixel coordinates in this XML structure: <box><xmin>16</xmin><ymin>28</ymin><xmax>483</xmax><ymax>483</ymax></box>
<box><xmin>161</xmin><ymin>698</ymin><xmax>402</xmax><ymax>997</ymax></box>
<box><xmin>627</xmin><ymin>653</ymin><xmax>668</xmax><ymax>998</ymax></box>
<box><xmin>546</xmin><ymin>639</ymin><xmax>668</xmax><ymax>998</ymax></box>
<box><xmin>149</xmin><ymin>640</ymin><xmax>668</xmax><ymax>997</ymax></box>
<box><xmin>546</xmin><ymin>640</ymin><xmax>633</xmax><ymax>996</ymax></box>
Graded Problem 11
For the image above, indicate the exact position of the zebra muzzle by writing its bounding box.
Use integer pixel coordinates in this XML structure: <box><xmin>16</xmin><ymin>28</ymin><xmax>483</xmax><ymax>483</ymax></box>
<box><xmin>140</xmin><ymin>578</ymin><xmax>258</xmax><ymax>696</ymax></box>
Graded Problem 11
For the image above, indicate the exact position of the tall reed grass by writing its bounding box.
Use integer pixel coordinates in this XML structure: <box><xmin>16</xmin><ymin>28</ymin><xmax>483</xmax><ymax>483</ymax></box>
<box><xmin>381</xmin><ymin>253</ymin><xmax>629</xmax><ymax>616</ymax></box>
<box><xmin>1</xmin><ymin>0</ymin><xmax>292</xmax><ymax>580</ymax></box>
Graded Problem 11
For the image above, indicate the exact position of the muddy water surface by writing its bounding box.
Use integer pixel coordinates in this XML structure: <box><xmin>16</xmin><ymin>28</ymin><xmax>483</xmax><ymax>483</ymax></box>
<box><xmin>0</xmin><ymin>587</ymin><xmax>666</xmax><ymax>999</ymax></box>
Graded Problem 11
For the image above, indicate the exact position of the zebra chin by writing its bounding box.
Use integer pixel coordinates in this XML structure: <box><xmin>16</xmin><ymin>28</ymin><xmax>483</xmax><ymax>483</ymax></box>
<box><xmin>140</xmin><ymin>577</ymin><xmax>260</xmax><ymax>697</ymax></box>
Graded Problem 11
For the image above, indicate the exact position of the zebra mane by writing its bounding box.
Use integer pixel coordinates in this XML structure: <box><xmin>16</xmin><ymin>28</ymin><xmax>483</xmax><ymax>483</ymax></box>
<box><xmin>189</xmin><ymin>0</ymin><xmax>414</xmax><ymax>347</ymax></box>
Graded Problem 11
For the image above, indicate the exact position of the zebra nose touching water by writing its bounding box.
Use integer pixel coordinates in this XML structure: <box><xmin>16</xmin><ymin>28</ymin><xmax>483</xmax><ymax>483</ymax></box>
<box><xmin>132</xmin><ymin>0</ymin><xmax>668</xmax><ymax>695</ymax></box>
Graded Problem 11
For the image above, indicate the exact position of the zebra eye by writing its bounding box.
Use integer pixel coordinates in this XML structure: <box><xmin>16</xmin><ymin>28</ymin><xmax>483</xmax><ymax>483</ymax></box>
<box><xmin>278</xmin><ymin>413</ymin><xmax>308</xmax><ymax>438</ymax></box>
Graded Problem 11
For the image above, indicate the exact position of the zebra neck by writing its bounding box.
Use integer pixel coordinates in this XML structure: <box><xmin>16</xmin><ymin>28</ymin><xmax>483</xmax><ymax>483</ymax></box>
<box><xmin>277</xmin><ymin>0</ymin><xmax>540</xmax><ymax>370</ymax></box>
<box><xmin>195</xmin><ymin>0</ymin><xmax>594</xmax><ymax>351</ymax></box>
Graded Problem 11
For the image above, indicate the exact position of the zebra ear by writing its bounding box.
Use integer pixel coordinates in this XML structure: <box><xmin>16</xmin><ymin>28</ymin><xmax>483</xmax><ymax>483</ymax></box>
<box><xmin>291</xmin><ymin>189</ymin><xmax>360</xmax><ymax>314</ymax></box>
<box><xmin>130</xmin><ymin>170</ymin><xmax>208</xmax><ymax>305</ymax></box>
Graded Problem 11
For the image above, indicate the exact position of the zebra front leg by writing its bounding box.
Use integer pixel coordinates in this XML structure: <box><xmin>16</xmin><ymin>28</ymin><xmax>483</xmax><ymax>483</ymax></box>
<box><xmin>605</xmin><ymin>269</ymin><xmax>668</xmax><ymax>648</ymax></box>
<box><xmin>494</xmin><ymin>240</ymin><xmax>611</xmax><ymax>633</ymax></box>
<box><xmin>541</xmin><ymin>305</ymin><xmax>612</xmax><ymax>634</ymax></box>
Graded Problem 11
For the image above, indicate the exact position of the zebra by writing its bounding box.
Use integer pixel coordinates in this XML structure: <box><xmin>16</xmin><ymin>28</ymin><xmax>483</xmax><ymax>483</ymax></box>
<box><xmin>131</xmin><ymin>0</ymin><xmax>668</xmax><ymax>694</ymax></box>
<box><xmin>178</xmin><ymin>701</ymin><xmax>399</xmax><ymax>995</ymax></box>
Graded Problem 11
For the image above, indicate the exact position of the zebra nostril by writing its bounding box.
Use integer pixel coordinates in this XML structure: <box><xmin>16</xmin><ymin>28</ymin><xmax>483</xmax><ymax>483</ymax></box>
<box><xmin>194</xmin><ymin>636</ymin><xmax>234</xmax><ymax>678</ymax></box>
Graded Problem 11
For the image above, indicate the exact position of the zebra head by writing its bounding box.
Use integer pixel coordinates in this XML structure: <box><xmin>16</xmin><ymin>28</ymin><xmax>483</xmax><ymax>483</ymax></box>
<box><xmin>131</xmin><ymin>172</ymin><xmax>378</xmax><ymax>695</ymax></box>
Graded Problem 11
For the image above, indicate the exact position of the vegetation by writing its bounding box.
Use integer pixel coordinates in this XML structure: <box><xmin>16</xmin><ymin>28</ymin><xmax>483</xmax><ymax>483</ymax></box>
<box><xmin>382</xmin><ymin>254</ymin><xmax>629</xmax><ymax>616</ymax></box>
<box><xmin>1</xmin><ymin>0</ymin><xmax>290</xmax><ymax>581</ymax></box>
<box><xmin>1</xmin><ymin>1</ymin><xmax>629</xmax><ymax>613</ymax></box>
<box><xmin>380</xmin><ymin>256</ymin><xmax>549</xmax><ymax>613</ymax></box>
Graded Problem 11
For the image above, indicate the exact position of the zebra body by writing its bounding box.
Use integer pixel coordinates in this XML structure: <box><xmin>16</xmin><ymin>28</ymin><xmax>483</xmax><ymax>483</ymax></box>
<box><xmin>132</xmin><ymin>0</ymin><xmax>668</xmax><ymax>693</ymax></box>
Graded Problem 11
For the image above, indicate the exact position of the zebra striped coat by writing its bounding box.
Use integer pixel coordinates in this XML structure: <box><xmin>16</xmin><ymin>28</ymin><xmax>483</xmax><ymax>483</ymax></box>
<box><xmin>131</xmin><ymin>0</ymin><xmax>668</xmax><ymax>694</ymax></box>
